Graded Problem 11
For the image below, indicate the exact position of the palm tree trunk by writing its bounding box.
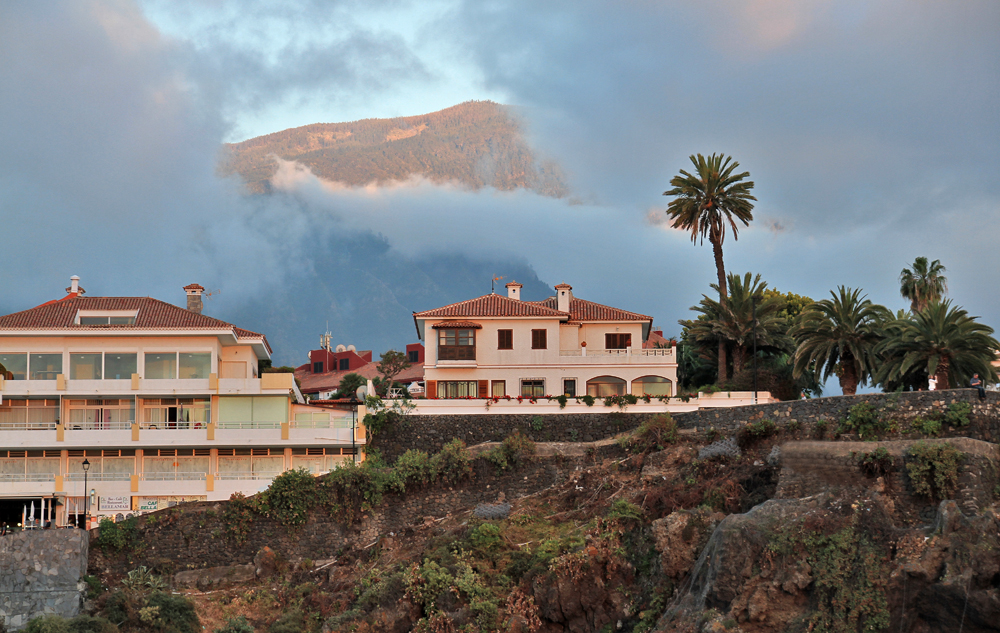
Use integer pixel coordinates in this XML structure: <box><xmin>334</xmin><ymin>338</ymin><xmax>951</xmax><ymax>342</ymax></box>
<box><xmin>839</xmin><ymin>358</ymin><xmax>859</xmax><ymax>395</ymax></box>
<box><xmin>732</xmin><ymin>345</ymin><xmax>746</xmax><ymax>375</ymax></box>
<box><xmin>935</xmin><ymin>357</ymin><xmax>950</xmax><ymax>389</ymax></box>
<box><xmin>711</xmin><ymin>232</ymin><xmax>728</xmax><ymax>385</ymax></box>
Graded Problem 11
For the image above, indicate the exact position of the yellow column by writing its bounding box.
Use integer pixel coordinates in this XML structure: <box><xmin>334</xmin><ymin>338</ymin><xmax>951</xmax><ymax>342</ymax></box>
<box><xmin>56</xmin><ymin>423</ymin><xmax>65</xmax><ymax>442</ymax></box>
<box><xmin>130</xmin><ymin>475</ymin><xmax>139</xmax><ymax>493</ymax></box>
<box><xmin>55</xmin><ymin>475</ymin><xmax>64</xmax><ymax>493</ymax></box>
<box><xmin>209</xmin><ymin>372</ymin><xmax>219</xmax><ymax>391</ymax></box>
<box><xmin>281</xmin><ymin>422</ymin><xmax>289</xmax><ymax>440</ymax></box>
<box><xmin>131</xmin><ymin>373</ymin><xmax>140</xmax><ymax>390</ymax></box>
<box><xmin>56</xmin><ymin>374</ymin><xmax>66</xmax><ymax>390</ymax></box>
<box><xmin>205</xmin><ymin>473</ymin><xmax>214</xmax><ymax>492</ymax></box>
<box><xmin>283</xmin><ymin>447</ymin><xmax>293</xmax><ymax>472</ymax></box>
<box><xmin>131</xmin><ymin>423</ymin><xmax>140</xmax><ymax>442</ymax></box>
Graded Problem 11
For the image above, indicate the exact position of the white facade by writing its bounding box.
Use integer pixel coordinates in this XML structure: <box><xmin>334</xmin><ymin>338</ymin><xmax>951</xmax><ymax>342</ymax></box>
<box><xmin>414</xmin><ymin>283</ymin><xmax>678</xmax><ymax>399</ymax></box>
<box><xmin>0</xmin><ymin>282</ymin><xmax>364</xmax><ymax>529</ymax></box>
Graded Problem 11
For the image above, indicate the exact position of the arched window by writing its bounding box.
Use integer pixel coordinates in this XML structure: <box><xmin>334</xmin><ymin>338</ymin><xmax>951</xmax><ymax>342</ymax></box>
<box><xmin>586</xmin><ymin>375</ymin><xmax>626</xmax><ymax>397</ymax></box>
<box><xmin>631</xmin><ymin>375</ymin><xmax>672</xmax><ymax>397</ymax></box>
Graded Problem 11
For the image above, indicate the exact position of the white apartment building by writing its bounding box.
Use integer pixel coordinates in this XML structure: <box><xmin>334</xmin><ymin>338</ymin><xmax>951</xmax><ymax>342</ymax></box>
<box><xmin>413</xmin><ymin>282</ymin><xmax>677</xmax><ymax>400</ymax></box>
<box><xmin>0</xmin><ymin>278</ymin><xmax>363</xmax><ymax>529</ymax></box>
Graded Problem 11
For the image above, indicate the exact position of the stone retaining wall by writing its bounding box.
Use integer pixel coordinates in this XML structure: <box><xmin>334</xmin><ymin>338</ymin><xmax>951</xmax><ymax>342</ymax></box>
<box><xmin>777</xmin><ymin>438</ymin><xmax>999</xmax><ymax>524</ymax></box>
<box><xmin>0</xmin><ymin>529</ymin><xmax>89</xmax><ymax>631</ymax></box>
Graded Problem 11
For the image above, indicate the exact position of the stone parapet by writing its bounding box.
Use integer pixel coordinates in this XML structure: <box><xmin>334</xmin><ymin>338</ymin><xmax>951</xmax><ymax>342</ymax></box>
<box><xmin>0</xmin><ymin>529</ymin><xmax>89</xmax><ymax>630</ymax></box>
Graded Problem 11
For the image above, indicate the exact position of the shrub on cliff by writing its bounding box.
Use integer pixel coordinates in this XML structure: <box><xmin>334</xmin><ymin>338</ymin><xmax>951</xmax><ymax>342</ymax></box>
<box><xmin>906</xmin><ymin>441</ymin><xmax>963</xmax><ymax>499</ymax></box>
<box><xmin>395</xmin><ymin>449</ymin><xmax>434</xmax><ymax>488</ymax></box>
<box><xmin>430</xmin><ymin>439</ymin><xmax>474</xmax><ymax>483</ymax></box>
<box><xmin>483</xmin><ymin>432</ymin><xmax>536</xmax><ymax>472</ymax></box>
<box><xmin>621</xmin><ymin>414</ymin><xmax>678</xmax><ymax>453</ymax></box>
<box><xmin>258</xmin><ymin>468</ymin><xmax>318</xmax><ymax>528</ymax></box>
<box><xmin>839</xmin><ymin>402</ymin><xmax>889</xmax><ymax>440</ymax></box>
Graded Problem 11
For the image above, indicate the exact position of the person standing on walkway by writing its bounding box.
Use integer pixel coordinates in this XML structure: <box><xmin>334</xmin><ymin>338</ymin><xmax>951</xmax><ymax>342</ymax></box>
<box><xmin>928</xmin><ymin>376</ymin><xmax>937</xmax><ymax>391</ymax></box>
<box><xmin>971</xmin><ymin>373</ymin><xmax>986</xmax><ymax>401</ymax></box>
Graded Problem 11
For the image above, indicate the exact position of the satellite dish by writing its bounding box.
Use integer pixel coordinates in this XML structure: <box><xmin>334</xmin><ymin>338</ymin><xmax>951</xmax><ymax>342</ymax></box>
<box><xmin>355</xmin><ymin>386</ymin><xmax>368</xmax><ymax>399</ymax></box>
<box><xmin>347</xmin><ymin>344</ymin><xmax>356</xmax><ymax>352</ymax></box>
<box><xmin>335</xmin><ymin>344</ymin><xmax>346</xmax><ymax>352</ymax></box>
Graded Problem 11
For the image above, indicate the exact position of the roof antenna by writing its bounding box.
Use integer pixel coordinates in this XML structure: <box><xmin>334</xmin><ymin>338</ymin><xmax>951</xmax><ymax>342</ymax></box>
<box><xmin>492</xmin><ymin>276</ymin><xmax>504</xmax><ymax>294</ymax></box>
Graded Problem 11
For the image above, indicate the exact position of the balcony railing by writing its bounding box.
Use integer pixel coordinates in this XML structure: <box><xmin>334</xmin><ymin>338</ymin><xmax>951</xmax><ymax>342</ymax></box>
<box><xmin>0</xmin><ymin>422</ymin><xmax>58</xmax><ymax>431</ymax></box>
<box><xmin>140</xmin><ymin>472</ymin><xmax>207</xmax><ymax>481</ymax></box>
<box><xmin>216</xmin><ymin>420</ymin><xmax>281</xmax><ymax>429</ymax></box>
<box><xmin>68</xmin><ymin>421</ymin><xmax>134</xmax><ymax>431</ymax></box>
<box><xmin>0</xmin><ymin>473</ymin><xmax>57</xmax><ymax>482</ymax></box>
<box><xmin>559</xmin><ymin>348</ymin><xmax>674</xmax><ymax>357</ymax></box>
<box><xmin>214</xmin><ymin>471</ymin><xmax>281</xmax><ymax>481</ymax></box>
<box><xmin>291</xmin><ymin>417</ymin><xmax>354</xmax><ymax>429</ymax></box>
<box><xmin>139</xmin><ymin>422</ymin><xmax>206</xmax><ymax>431</ymax></box>
<box><xmin>65</xmin><ymin>472</ymin><xmax>132</xmax><ymax>481</ymax></box>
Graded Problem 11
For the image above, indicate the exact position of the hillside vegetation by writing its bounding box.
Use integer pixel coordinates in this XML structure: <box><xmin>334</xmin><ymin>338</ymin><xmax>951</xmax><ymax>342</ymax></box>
<box><xmin>218</xmin><ymin>101</ymin><xmax>568</xmax><ymax>196</ymax></box>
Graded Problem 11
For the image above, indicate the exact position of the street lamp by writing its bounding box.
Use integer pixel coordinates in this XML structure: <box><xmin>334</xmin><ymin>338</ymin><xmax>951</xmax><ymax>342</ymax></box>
<box><xmin>752</xmin><ymin>296</ymin><xmax>758</xmax><ymax>405</ymax></box>
<box><xmin>81</xmin><ymin>458</ymin><xmax>90</xmax><ymax>529</ymax></box>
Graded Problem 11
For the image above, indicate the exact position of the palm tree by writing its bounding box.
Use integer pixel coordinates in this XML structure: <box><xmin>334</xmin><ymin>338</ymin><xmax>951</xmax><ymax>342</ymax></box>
<box><xmin>875</xmin><ymin>300</ymin><xmax>999</xmax><ymax>390</ymax></box>
<box><xmin>790</xmin><ymin>287</ymin><xmax>890</xmax><ymax>395</ymax></box>
<box><xmin>664</xmin><ymin>153</ymin><xmax>756</xmax><ymax>383</ymax></box>
<box><xmin>899</xmin><ymin>257</ymin><xmax>947</xmax><ymax>313</ymax></box>
<box><xmin>680</xmin><ymin>272</ymin><xmax>790</xmax><ymax>376</ymax></box>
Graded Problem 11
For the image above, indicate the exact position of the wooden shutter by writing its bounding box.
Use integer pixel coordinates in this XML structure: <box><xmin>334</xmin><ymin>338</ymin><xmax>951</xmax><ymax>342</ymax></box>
<box><xmin>478</xmin><ymin>380</ymin><xmax>488</xmax><ymax>398</ymax></box>
<box><xmin>426</xmin><ymin>381</ymin><xmax>437</xmax><ymax>399</ymax></box>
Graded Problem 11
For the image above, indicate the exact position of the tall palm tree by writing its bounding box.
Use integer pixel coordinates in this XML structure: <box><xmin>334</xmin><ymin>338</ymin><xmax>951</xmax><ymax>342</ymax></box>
<box><xmin>875</xmin><ymin>300</ymin><xmax>999</xmax><ymax>389</ymax></box>
<box><xmin>790</xmin><ymin>287</ymin><xmax>890</xmax><ymax>395</ymax></box>
<box><xmin>899</xmin><ymin>257</ymin><xmax>947</xmax><ymax>313</ymax></box>
<box><xmin>664</xmin><ymin>153</ymin><xmax>756</xmax><ymax>384</ymax></box>
<box><xmin>679</xmin><ymin>272</ymin><xmax>790</xmax><ymax>376</ymax></box>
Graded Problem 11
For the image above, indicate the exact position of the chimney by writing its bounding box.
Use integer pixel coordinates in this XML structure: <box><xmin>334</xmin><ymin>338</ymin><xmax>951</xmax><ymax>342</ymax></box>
<box><xmin>505</xmin><ymin>281</ymin><xmax>523</xmax><ymax>301</ymax></box>
<box><xmin>555</xmin><ymin>283</ymin><xmax>573</xmax><ymax>313</ymax></box>
<box><xmin>65</xmin><ymin>275</ymin><xmax>85</xmax><ymax>297</ymax></box>
<box><xmin>184</xmin><ymin>284</ymin><xmax>205</xmax><ymax>314</ymax></box>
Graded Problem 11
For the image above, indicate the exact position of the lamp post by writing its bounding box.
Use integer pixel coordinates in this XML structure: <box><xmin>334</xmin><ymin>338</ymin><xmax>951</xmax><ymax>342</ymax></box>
<box><xmin>81</xmin><ymin>458</ymin><xmax>90</xmax><ymax>529</ymax></box>
<box><xmin>349</xmin><ymin>394</ymin><xmax>359</xmax><ymax>463</ymax></box>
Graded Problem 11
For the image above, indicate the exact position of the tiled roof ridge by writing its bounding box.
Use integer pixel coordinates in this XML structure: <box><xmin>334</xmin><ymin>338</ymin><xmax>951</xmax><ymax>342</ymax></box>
<box><xmin>538</xmin><ymin>296</ymin><xmax>653</xmax><ymax>322</ymax></box>
<box><xmin>413</xmin><ymin>293</ymin><xmax>568</xmax><ymax>318</ymax></box>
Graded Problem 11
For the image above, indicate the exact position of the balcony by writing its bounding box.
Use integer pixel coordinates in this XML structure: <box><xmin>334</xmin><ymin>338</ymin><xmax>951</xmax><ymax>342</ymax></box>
<box><xmin>556</xmin><ymin>347</ymin><xmax>675</xmax><ymax>364</ymax></box>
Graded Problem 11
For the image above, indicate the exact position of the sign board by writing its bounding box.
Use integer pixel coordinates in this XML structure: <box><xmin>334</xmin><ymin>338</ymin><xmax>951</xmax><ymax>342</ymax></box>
<box><xmin>99</xmin><ymin>496</ymin><xmax>131</xmax><ymax>511</ymax></box>
<box><xmin>134</xmin><ymin>496</ymin><xmax>206</xmax><ymax>512</ymax></box>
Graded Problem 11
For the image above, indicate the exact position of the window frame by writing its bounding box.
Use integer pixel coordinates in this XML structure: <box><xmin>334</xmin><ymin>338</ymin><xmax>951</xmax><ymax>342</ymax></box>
<box><xmin>605</xmin><ymin>333</ymin><xmax>632</xmax><ymax>349</ymax></box>
<box><xmin>530</xmin><ymin>329</ymin><xmax>547</xmax><ymax>350</ymax></box>
<box><xmin>438</xmin><ymin>328</ymin><xmax>477</xmax><ymax>361</ymax></box>
<box><xmin>497</xmin><ymin>329</ymin><xmax>513</xmax><ymax>350</ymax></box>
<box><xmin>520</xmin><ymin>379</ymin><xmax>545</xmax><ymax>397</ymax></box>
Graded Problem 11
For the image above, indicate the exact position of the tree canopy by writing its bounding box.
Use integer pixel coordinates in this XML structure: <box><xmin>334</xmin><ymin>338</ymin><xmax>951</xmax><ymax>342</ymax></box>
<box><xmin>899</xmin><ymin>257</ymin><xmax>947</xmax><ymax>313</ymax></box>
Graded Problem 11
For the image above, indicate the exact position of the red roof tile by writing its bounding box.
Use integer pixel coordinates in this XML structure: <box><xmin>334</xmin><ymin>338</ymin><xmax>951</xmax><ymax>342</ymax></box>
<box><xmin>295</xmin><ymin>361</ymin><xmax>424</xmax><ymax>394</ymax></box>
<box><xmin>414</xmin><ymin>294</ymin><xmax>567</xmax><ymax>318</ymax></box>
<box><xmin>0</xmin><ymin>296</ymin><xmax>270</xmax><ymax>352</ymax></box>
<box><xmin>538</xmin><ymin>297</ymin><xmax>653</xmax><ymax>322</ymax></box>
<box><xmin>430</xmin><ymin>321</ymin><xmax>482</xmax><ymax>329</ymax></box>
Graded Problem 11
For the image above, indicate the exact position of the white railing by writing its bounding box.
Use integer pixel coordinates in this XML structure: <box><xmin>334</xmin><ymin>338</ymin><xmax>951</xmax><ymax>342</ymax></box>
<box><xmin>216</xmin><ymin>420</ymin><xmax>281</xmax><ymax>429</ymax></box>
<box><xmin>140</xmin><ymin>472</ymin><xmax>207</xmax><ymax>481</ymax></box>
<box><xmin>68</xmin><ymin>421</ymin><xmax>134</xmax><ymax>431</ymax></box>
<box><xmin>559</xmin><ymin>348</ymin><xmax>674</xmax><ymax>357</ymax></box>
<box><xmin>214</xmin><ymin>471</ymin><xmax>280</xmax><ymax>481</ymax></box>
<box><xmin>65</xmin><ymin>472</ymin><xmax>132</xmax><ymax>481</ymax></box>
<box><xmin>0</xmin><ymin>422</ymin><xmax>58</xmax><ymax>431</ymax></box>
<box><xmin>0</xmin><ymin>473</ymin><xmax>57</xmax><ymax>482</ymax></box>
<box><xmin>139</xmin><ymin>422</ymin><xmax>207</xmax><ymax>431</ymax></box>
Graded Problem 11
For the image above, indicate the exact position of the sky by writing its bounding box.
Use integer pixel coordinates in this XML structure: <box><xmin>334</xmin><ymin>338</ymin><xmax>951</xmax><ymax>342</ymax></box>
<box><xmin>1</xmin><ymin>1</ymin><xmax>998</xmax><ymax>390</ymax></box>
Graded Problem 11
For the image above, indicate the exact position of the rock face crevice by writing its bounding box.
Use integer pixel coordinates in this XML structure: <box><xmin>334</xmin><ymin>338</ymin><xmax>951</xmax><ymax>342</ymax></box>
<box><xmin>0</xmin><ymin>529</ymin><xmax>89</xmax><ymax>631</ymax></box>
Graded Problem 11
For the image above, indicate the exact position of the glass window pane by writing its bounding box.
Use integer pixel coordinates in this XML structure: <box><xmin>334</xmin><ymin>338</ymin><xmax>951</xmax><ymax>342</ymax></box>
<box><xmin>219</xmin><ymin>397</ymin><xmax>253</xmax><ymax>422</ymax></box>
<box><xmin>251</xmin><ymin>396</ymin><xmax>288</xmax><ymax>423</ymax></box>
<box><xmin>144</xmin><ymin>353</ymin><xmax>176</xmax><ymax>379</ymax></box>
<box><xmin>0</xmin><ymin>354</ymin><xmax>27</xmax><ymax>380</ymax></box>
<box><xmin>79</xmin><ymin>316</ymin><xmax>109</xmax><ymax>325</ymax></box>
<box><xmin>179</xmin><ymin>353</ymin><xmax>211</xmax><ymax>379</ymax></box>
<box><xmin>70</xmin><ymin>353</ymin><xmax>102</xmax><ymax>380</ymax></box>
<box><xmin>109</xmin><ymin>316</ymin><xmax>136</xmax><ymax>325</ymax></box>
<box><xmin>29</xmin><ymin>354</ymin><xmax>62</xmax><ymax>380</ymax></box>
<box><xmin>104</xmin><ymin>354</ymin><xmax>137</xmax><ymax>380</ymax></box>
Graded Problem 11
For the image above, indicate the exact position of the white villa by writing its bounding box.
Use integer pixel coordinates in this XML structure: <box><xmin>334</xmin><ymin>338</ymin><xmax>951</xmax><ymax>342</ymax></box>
<box><xmin>413</xmin><ymin>282</ymin><xmax>677</xmax><ymax>400</ymax></box>
<box><xmin>0</xmin><ymin>278</ymin><xmax>363</xmax><ymax>529</ymax></box>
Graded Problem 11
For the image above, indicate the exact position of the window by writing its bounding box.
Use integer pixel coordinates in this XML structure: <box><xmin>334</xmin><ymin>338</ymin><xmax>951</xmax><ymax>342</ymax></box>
<box><xmin>144</xmin><ymin>353</ymin><xmax>177</xmax><ymax>379</ymax></box>
<box><xmin>79</xmin><ymin>316</ymin><xmax>136</xmax><ymax>325</ymax></box>
<box><xmin>632</xmin><ymin>376</ymin><xmax>672</xmax><ymax>397</ymax></box>
<box><xmin>407</xmin><ymin>350</ymin><xmax>419</xmax><ymax>363</ymax></box>
<box><xmin>0</xmin><ymin>353</ymin><xmax>27</xmax><ymax>380</ymax></box>
<box><xmin>438</xmin><ymin>329</ymin><xmax>476</xmax><ymax>361</ymax></box>
<box><xmin>68</xmin><ymin>399</ymin><xmax>135</xmax><ymax>430</ymax></box>
<box><xmin>179</xmin><ymin>353</ymin><xmax>211</xmax><ymax>379</ymax></box>
<box><xmin>105</xmin><ymin>354</ymin><xmax>137</xmax><ymax>380</ymax></box>
<box><xmin>313</xmin><ymin>362</ymin><xmax>324</xmax><ymax>374</ymax></box>
<box><xmin>437</xmin><ymin>381</ymin><xmax>479</xmax><ymax>398</ymax></box>
<box><xmin>586</xmin><ymin>376</ymin><xmax>626</xmax><ymax>397</ymax></box>
<box><xmin>29</xmin><ymin>354</ymin><xmax>62</xmax><ymax>380</ymax></box>
<box><xmin>605</xmin><ymin>333</ymin><xmax>632</xmax><ymax>349</ymax></box>
<box><xmin>531</xmin><ymin>329</ymin><xmax>547</xmax><ymax>350</ymax></box>
<box><xmin>339</xmin><ymin>358</ymin><xmax>350</xmax><ymax>371</ymax></box>
<box><xmin>498</xmin><ymin>329</ymin><xmax>513</xmax><ymax>350</ymax></box>
<box><xmin>491</xmin><ymin>380</ymin><xmax>506</xmax><ymax>397</ymax></box>
<box><xmin>563</xmin><ymin>379</ymin><xmax>577</xmax><ymax>397</ymax></box>
<box><xmin>521</xmin><ymin>380</ymin><xmax>545</xmax><ymax>397</ymax></box>
<box><xmin>70</xmin><ymin>354</ymin><xmax>102</xmax><ymax>380</ymax></box>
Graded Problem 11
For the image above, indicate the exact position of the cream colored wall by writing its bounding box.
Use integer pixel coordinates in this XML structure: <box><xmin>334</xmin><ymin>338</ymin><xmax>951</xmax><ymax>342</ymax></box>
<box><xmin>577</xmin><ymin>323</ymin><xmax>645</xmax><ymax>350</ymax></box>
<box><xmin>425</xmin><ymin>318</ymin><xmax>562</xmax><ymax>366</ymax></box>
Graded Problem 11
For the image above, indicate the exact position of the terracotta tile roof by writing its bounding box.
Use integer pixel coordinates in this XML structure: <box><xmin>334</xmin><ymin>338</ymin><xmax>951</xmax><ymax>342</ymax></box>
<box><xmin>643</xmin><ymin>330</ymin><xmax>673</xmax><ymax>349</ymax></box>
<box><xmin>414</xmin><ymin>294</ymin><xmax>567</xmax><ymax>319</ymax></box>
<box><xmin>0</xmin><ymin>296</ymin><xmax>271</xmax><ymax>352</ymax></box>
<box><xmin>295</xmin><ymin>361</ymin><xmax>424</xmax><ymax>394</ymax></box>
<box><xmin>538</xmin><ymin>297</ymin><xmax>653</xmax><ymax>323</ymax></box>
<box><xmin>430</xmin><ymin>321</ymin><xmax>482</xmax><ymax>329</ymax></box>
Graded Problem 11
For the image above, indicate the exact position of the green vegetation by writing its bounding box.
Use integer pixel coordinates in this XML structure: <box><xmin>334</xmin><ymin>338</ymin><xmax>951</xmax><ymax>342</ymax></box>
<box><xmin>619</xmin><ymin>414</ymin><xmax>678</xmax><ymax>453</ymax></box>
<box><xmin>943</xmin><ymin>402</ymin><xmax>972</xmax><ymax>428</ymax></box>
<box><xmin>899</xmin><ymin>256</ymin><xmax>948</xmax><ymax>314</ymax></box>
<box><xmin>664</xmin><ymin>153</ymin><xmax>756</xmax><ymax>385</ymax></box>
<box><xmin>219</xmin><ymin>101</ymin><xmax>567</xmax><ymax>197</ymax></box>
<box><xmin>839</xmin><ymin>402</ymin><xmax>889</xmax><ymax>440</ymax></box>
<box><xmin>95</xmin><ymin>516</ymin><xmax>140</xmax><ymax>553</ymax></box>
<box><xmin>483</xmin><ymin>432</ymin><xmax>536</xmax><ymax>473</ymax></box>
<box><xmin>736</xmin><ymin>418</ymin><xmax>778</xmax><ymax>447</ymax></box>
<box><xmin>906</xmin><ymin>442</ymin><xmax>962</xmax><ymax>499</ymax></box>
<box><xmin>213</xmin><ymin>616</ymin><xmax>254</xmax><ymax>633</ymax></box>
<box><xmin>855</xmin><ymin>447</ymin><xmax>893</xmax><ymax>478</ymax></box>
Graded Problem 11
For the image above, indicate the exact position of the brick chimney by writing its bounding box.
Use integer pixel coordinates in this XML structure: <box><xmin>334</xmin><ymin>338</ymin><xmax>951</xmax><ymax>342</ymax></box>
<box><xmin>65</xmin><ymin>275</ymin><xmax>85</xmax><ymax>297</ymax></box>
<box><xmin>184</xmin><ymin>284</ymin><xmax>205</xmax><ymax>314</ymax></box>
<box><xmin>506</xmin><ymin>281</ymin><xmax>523</xmax><ymax>301</ymax></box>
<box><xmin>555</xmin><ymin>283</ymin><xmax>572</xmax><ymax>313</ymax></box>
